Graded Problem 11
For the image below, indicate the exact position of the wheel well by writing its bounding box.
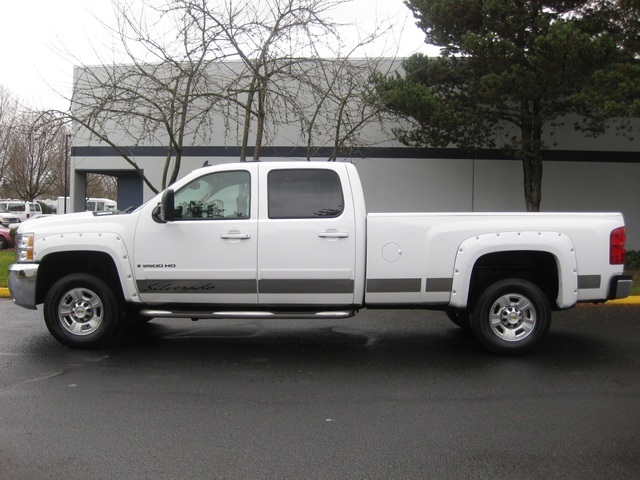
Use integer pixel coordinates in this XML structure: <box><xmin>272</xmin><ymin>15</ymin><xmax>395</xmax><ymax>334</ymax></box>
<box><xmin>36</xmin><ymin>251</ymin><xmax>123</xmax><ymax>305</ymax></box>
<box><xmin>468</xmin><ymin>251</ymin><xmax>559</xmax><ymax>308</ymax></box>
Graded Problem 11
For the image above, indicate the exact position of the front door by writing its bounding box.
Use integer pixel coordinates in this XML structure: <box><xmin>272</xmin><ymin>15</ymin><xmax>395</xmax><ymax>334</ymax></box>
<box><xmin>134</xmin><ymin>166</ymin><xmax>258</xmax><ymax>305</ymax></box>
<box><xmin>257</xmin><ymin>164</ymin><xmax>356</xmax><ymax>306</ymax></box>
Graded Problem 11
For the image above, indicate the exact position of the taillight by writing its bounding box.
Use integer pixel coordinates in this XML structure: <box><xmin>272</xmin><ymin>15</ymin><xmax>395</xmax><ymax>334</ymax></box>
<box><xmin>610</xmin><ymin>227</ymin><xmax>626</xmax><ymax>265</ymax></box>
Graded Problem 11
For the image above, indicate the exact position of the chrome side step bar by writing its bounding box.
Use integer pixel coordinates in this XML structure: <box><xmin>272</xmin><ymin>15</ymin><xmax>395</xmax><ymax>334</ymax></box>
<box><xmin>139</xmin><ymin>309</ymin><xmax>356</xmax><ymax>320</ymax></box>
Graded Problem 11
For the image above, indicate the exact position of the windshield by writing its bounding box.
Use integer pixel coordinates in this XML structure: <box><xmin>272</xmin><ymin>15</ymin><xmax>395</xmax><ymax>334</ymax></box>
<box><xmin>6</xmin><ymin>203</ymin><xmax>25</xmax><ymax>213</ymax></box>
<box><xmin>0</xmin><ymin>204</ymin><xmax>7</xmax><ymax>213</ymax></box>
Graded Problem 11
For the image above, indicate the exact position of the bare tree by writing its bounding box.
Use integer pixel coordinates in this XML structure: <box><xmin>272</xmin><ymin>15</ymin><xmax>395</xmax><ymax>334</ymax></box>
<box><xmin>66</xmin><ymin>0</ymin><xmax>231</xmax><ymax>193</ymax></box>
<box><xmin>86</xmin><ymin>174</ymin><xmax>118</xmax><ymax>199</ymax></box>
<box><xmin>298</xmin><ymin>56</ymin><xmax>401</xmax><ymax>161</ymax></box>
<box><xmin>55</xmin><ymin>0</ymin><xmax>401</xmax><ymax>196</ymax></box>
<box><xmin>5</xmin><ymin>111</ymin><xmax>68</xmax><ymax>201</ymax></box>
<box><xmin>0</xmin><ymin>86</ymin><xmax>20</xmax><ymax>187</ymax></box>
<box><xmin>171</xmin><ymin>0</ymin><xmax>357</xmax><ymax>161</ymax></box>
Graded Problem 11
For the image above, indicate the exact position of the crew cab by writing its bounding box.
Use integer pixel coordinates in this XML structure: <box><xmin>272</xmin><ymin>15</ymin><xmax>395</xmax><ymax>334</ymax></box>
<box><xmin>8</xmin><ymin>162</ymin><xmax>633</xmax><ymax>354</ymax></box>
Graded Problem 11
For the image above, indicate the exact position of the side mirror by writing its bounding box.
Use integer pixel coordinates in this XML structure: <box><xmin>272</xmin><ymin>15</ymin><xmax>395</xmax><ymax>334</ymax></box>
<box><xmin>152</xmin><ymin>189</ymin><xmax>175</xmax><ymax>223</ymax></box>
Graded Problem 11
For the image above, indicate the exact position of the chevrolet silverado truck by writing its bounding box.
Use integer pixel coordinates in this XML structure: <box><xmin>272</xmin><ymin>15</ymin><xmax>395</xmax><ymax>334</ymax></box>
<box><xmin>8</xmin><ymin>161</ymin><xmax>633</xmax><ymax>354</ymax></box>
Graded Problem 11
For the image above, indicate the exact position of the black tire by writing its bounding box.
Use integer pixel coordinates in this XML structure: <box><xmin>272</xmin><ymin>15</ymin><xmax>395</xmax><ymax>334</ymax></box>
<box><xmin>0</xmin><ymin>236</ymin><xmax>7</xmax><ymax>250</ymax></box>
<box><xmin>44</xmin><ymin>273</ymin><xmax>123</xmax><ymax>348</ymax></box>
<box><xmin>445</xmin><ymin>309</ymin><xmax>471</xmax><ymax>330</ymax></box>
<box><xmin>471</xmin><ymin>278</ymin><xmax>551</xmax><ymax>355</ymax></box>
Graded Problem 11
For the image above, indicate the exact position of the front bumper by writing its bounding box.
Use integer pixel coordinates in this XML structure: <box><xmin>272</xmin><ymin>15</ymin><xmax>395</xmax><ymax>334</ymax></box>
<box><xmin>608</xmin><ymin>274</ymin><xmax>634</xmax><ymax>300</ymax></box>
<box><xmin>8</xmin><ymin>263</ymin><xmax>39</xmax><ymax>309</ymax></box>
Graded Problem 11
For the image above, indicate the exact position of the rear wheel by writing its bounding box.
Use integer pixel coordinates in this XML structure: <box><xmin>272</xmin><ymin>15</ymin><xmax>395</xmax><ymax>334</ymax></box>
<box><xmin>0</xmin><ymin>236</ymin><xmax>7</xmax><ymax>249</ymax></box>
<box><xmin>44</xmin><ymin>273</ymin><xmax>123</xmax><ymax>348</ymax></box>
<box><xmin>471</xmin><ymin>278</ymin><xmax>551</xmax><ymax>355</ymax></box>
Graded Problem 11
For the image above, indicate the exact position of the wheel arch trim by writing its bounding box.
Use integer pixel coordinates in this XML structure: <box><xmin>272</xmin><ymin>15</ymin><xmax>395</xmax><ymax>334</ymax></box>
<box><xmin>34</xmin><ymin>232</ymin><xmax>137</xmax><ymax>304</ymax></box>
<box><xmin>449</xmin><ymin>231</ymin><xmax>578</xmax><ymax>310</ymax></box>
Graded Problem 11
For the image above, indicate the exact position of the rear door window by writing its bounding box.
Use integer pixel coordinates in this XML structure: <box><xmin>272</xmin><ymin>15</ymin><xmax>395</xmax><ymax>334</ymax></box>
<box><xmin>268</xmin><ymin>169</ymin><xmax>344</xmax><ymax>219</ymax></box>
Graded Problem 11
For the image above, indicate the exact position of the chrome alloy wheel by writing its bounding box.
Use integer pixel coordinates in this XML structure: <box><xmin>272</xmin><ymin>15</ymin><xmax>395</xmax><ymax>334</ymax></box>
<box><xmin>488</xmin><ymin>293</ymin><xmax>536</xmax><ymax>342</ymax></box>
<box><xmin>57</xmin><ymin>287</ymin><xmax>105</xmax><ymax>336</ymax></box>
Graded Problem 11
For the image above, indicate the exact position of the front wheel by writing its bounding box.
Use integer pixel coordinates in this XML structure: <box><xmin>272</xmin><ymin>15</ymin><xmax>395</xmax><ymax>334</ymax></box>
<box><xmin>471</xmin><ymin>278</ymin><xmax>551</xmax><ymax>355</ymax></box>
<box><xmin>44</xmin><ymin>273</ymin><xmax>123</xmax><ymax>348</ymax></box>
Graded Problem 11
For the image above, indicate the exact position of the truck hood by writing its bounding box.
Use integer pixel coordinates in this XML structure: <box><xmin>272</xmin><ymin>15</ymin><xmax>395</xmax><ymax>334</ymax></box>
<box><xmin>15</xmin><ymin>211</ymin><xmax>137</xmax><ymax>236</ymax></box>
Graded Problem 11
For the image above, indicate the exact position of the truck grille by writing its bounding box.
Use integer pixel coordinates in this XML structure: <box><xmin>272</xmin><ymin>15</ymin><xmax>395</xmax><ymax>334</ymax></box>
<box><xmin>1</xmin><ymin>217</ymin><xmax>19</xmax><ymax>225</ymax></box>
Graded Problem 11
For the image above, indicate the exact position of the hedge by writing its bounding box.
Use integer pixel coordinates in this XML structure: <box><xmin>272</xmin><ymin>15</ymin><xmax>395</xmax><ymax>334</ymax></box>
<box><xmin>626</xmin><ymin>250</ymin><xmax>640</xmax><ymax>271</ymax></box>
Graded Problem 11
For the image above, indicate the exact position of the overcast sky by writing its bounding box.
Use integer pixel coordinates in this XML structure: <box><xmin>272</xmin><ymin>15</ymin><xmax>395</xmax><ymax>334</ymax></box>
<box><xmin>0</xmin><ymin>0</ymin><xmax>433</xmax><ymax>112</ymax></box>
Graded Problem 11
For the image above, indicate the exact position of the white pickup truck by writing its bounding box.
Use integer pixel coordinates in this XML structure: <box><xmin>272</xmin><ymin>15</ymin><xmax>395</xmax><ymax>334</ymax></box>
<box><xmin>8</xmin><ymin>162</ymin><xmax>633</xmax><ymax>354</ymax></box>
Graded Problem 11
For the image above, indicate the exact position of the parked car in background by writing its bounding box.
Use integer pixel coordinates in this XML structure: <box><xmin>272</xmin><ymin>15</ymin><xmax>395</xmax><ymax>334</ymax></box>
<box><xmin>0</xmin><ymin>226</ymin><xmax>14</xmax><ymax>250</ymax></box>
<box><xmin>0</xmin><ymin>200</ymin><xmax>42</xmax><ymax>222</ymax></box>
<box><xmin>56</xmin><ymin>196</ymin><xmax>117</xmax><ymax>214</ymax></box>
<box><xmin>0</xmin><ymin>203</ymin><xmax>21</xmax><ymax>227</ymax></box>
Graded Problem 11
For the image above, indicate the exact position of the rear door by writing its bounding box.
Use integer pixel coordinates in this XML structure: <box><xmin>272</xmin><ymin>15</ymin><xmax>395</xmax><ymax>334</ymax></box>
<box><xmin>257</xmin><ymin>164</ymin><xmax>357</xmax><ymax>306</ymax></box>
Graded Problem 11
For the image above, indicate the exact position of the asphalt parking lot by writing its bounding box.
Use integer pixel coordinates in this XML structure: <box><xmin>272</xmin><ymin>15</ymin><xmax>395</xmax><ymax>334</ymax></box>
<box><xmin>1</xmin><ymin>299</ymin><xmax>639</xmax><ymax>480</ymax></box>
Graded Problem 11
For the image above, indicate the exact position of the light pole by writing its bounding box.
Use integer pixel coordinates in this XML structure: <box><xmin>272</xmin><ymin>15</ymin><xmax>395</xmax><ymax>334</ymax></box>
<box><xmin>64</xmin><ymin>133</ymin><xmax>71</xmax><ymax>213</ymax></box>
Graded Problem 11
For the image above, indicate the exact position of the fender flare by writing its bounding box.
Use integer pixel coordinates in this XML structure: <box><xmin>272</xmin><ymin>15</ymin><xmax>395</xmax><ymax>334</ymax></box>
<box><xmin>36</xmin><ymin>232</ymin><xmax>138</xmax><ymax>304</ymax></box>
<box><xmin>449</xmin><ymin>231</ymin><xmax>578</xmax><ymax>309</ymax></box>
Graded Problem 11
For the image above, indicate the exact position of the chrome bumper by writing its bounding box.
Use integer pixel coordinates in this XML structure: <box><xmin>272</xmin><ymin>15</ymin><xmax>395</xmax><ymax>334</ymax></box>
<box><xmin>8</xmin><ymin>263</ymin><xmax>39</xmax><ymax>310</ymax></box>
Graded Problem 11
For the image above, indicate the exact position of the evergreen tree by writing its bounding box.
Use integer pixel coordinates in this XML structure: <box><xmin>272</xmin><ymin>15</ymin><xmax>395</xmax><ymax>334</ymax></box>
<box><xmin>377</xmin><ymin>0</ymin><xmax>638</xmax><ymax>211</ymax></box>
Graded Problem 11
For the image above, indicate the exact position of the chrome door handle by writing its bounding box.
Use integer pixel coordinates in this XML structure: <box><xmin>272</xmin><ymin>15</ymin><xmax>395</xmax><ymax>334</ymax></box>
<box><xmin>318</xmin><ymin>231</ymin><xmax>349</xmax><ymax>238</ymax></box>
<box><xmin>221</xmin><ymin>232</ymin><xmax>251</xmax><ymax>239</ymax></box>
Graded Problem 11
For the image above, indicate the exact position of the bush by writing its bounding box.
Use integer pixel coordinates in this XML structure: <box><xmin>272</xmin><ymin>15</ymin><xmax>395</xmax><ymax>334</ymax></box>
<box><xmin>38</xmin><ymin>201</ymin><xmax>55</xmax><ymax>214</ymax></box>
<box><xmin>626</xmin><ymin>250</ymin><xmax>640</xmax><ymax>271</ymax></box>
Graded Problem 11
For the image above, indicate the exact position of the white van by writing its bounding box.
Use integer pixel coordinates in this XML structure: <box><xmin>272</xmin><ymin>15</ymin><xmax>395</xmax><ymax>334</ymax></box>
<box><xmin>0</xmin><ymin>200</ymin><xmax>43</xmax><ymax>222</ymax></box>
<box><xmin>85</xmin><ymin>198</ymin><xmax>117</xmax><ymax>212</ymax></box>
<box><xmin>0</xmin><ymin>203</ymin><xmax>21</xmax><ymax>227</ymax></box>
<box><xmin>55</xmin><ymin>196</ymin><xmax>117</xmax><ymax>214</ymax></box>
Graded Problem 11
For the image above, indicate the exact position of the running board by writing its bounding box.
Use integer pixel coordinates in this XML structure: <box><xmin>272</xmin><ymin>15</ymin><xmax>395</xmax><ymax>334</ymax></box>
<box><xmin>139</xmin><ymin>309</ymin><xmax>355</xmax><ymax>320</ymax></box>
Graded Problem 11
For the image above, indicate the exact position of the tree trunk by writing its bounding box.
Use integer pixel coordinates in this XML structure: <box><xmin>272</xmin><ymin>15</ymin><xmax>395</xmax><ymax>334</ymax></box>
<box><xmin>253</xmin><ymin>80</ymin><xmax>266</xmax><ymax>161</ymax></box>
<box><xmin>522</xmin><ymin>155</ymin><xmax>542</xmax><ymax>212</ymax></box>
<box><xmin>520</xmin><ymin>100</ymin><xmax>543</xmax><ymax>212</ymax></box>
<box><xmin>240</xmin><ymin>78</ymin><xmax>257</xmax><ymax>163</ymax></box>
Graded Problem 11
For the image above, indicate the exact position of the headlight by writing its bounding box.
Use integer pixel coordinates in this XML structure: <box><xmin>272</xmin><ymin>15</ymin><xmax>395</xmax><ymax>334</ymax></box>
<box><xmin>15</xmin><ymin>233</ymin><xmax>35</xmax><ymax>262</ymax></box>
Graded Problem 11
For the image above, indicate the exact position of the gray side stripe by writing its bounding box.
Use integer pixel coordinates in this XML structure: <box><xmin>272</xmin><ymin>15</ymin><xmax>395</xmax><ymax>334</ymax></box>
<box><xmin>138</xmin><ymin>279</ymin><xmax>355</xmax><ymax>294</ymax></box>
<box><xmin>578</xmin><ymin>275</ymin><xmax>601</xmax><ymax>289</ymax></box>
<box><xmin>259</xmin><ymin>279</ymin><xmax>354</xmax><ymax>294</ymax></box>
<box><xmin>425</xmin><ymin>278</ymin><xmax>453</xmax><ymax>292</ymax></box>
<box><xmin>137</xmin><ymin>279</ymin><xmax>257</xmax><ymax>294</ymax></box>
<box><xmin>367</xmin><ymin>278</ymin><xmax>422</xmax><ymax>293</ymax></box>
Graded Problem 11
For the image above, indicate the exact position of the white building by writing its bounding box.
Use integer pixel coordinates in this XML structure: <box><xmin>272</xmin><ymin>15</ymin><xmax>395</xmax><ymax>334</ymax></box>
<box><xmin>70</xmin><ymin>61</ymin><xmax>640</xmax><ymax>248</ymax></box>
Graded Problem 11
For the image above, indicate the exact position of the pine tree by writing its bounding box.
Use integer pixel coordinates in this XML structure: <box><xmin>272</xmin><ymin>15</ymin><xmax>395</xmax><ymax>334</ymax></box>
<box><xmin>377</xmin><ymin>0</ymin><xmax>638</xmax><ymax>211</ymax></box>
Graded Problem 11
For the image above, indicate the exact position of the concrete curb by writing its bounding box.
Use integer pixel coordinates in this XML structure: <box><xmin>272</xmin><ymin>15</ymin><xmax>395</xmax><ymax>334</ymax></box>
<box><xmin>1</xmin><ymin>287</ymin><xmax>639</xmax><ymax>304</ymax></box>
